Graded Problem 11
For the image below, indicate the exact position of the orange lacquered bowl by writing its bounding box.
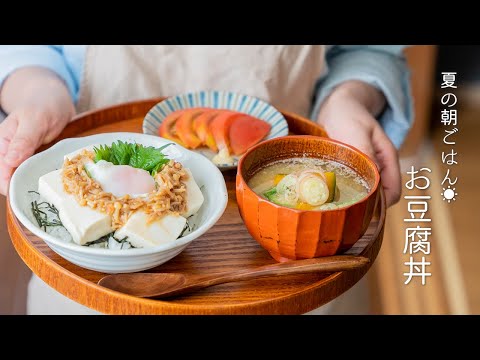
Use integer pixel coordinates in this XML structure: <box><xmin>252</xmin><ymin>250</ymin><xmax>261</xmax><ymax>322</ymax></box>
<box><xmin>236</xmin><ymin>135</ymin><xmax>380</xmax><ymax>262</ymax></box>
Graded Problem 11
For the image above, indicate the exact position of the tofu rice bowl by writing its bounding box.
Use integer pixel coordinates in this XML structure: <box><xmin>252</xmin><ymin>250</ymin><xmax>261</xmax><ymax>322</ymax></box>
<box><xmin>30</xmin><ymin>140</ymin><xmax>205</xmax><ymax>250</ymax></box>
<box><xmin>9</xmin><ymin>132</ymin><xmax>228</xmax><ymax>273</ymax></box>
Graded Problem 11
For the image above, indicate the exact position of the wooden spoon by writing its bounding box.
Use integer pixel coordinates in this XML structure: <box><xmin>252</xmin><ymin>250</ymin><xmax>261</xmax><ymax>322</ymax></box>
<box><xmin>98</xmin><ymin>255</ymin><xmax>369</xmax><ymax>299</ymax></box>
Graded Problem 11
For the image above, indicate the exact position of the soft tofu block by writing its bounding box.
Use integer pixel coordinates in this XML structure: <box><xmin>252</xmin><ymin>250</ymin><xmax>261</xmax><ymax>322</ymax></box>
<box><xmin>182</xmin><ymin>168</ymin><xmax>205</xmax><ymax>218</ymax></box>
<box><xmin>63</xmin><ymin>145</ymin><xmax>97</xmax><ymax>161</ymax></box>
<box><xmin>38</xmin><ymin>170</ymin><xmax>68</xmax><ymax>207</ymax></box>
<box><xmin>38</xmin><ymin>170</ymin><xmax>113</xmax><ymax>245</ymax></box>
<box><xmin>114</xmin><ymin>211</ymin><xmax>186</xmax><ymax>248</ymax></box>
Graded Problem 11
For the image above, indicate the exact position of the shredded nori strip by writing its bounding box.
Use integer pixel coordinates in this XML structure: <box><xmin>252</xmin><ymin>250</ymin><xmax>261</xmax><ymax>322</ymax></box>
<box><xmin>83</xmin><ymin>232</ymin><xmax>131</xmax><ymax>248</ymax></box>
<box><xmin>179</xmin><ymin>219</ymin><xmax>191</xmax><ymax>238</ymax></box>
<box><xmin>31</xmin><ymin>200</ymin><xmax>63</xmax><ymax>231</ymax></box>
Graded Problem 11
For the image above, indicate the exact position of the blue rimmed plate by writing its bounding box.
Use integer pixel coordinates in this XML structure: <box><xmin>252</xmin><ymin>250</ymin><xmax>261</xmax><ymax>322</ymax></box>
<box><xmin>143</xmin><ymin>90</ymin><xmax>289</xmax><ymax>170</ymax></box>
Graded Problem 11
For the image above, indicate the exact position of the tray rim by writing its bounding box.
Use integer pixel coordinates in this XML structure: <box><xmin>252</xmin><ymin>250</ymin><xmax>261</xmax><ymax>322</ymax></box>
<box><xmin>6</xmin><ymin>97</ymin><xmax>385</xmax><ymax>315</ymax></box>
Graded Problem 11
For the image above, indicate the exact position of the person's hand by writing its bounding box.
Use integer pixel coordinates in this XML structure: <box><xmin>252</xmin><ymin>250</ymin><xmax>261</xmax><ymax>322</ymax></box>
<box><xmin>317</xmin><ymin>81</ymin><xmax>401</xmax><ymax>207</ymax></box>
<box><xmin>0</xmin><ymin>106</ymin><xmax>74</xmax><ymax>195</ymax></box>
<box><xmin>0</xmin><ymin>67</ymin><xmax>75</xmax><ymax>196</ymax></box>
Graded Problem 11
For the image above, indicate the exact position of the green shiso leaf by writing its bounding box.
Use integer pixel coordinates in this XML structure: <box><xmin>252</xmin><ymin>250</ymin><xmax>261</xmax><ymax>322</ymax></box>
<box><xmin>93</xmin><ymin>141</ymin><xmax>174</xmax><ymax>175</ymax></box>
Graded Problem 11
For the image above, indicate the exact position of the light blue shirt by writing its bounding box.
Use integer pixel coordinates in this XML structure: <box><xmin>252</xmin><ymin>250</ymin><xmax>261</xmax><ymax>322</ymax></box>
<box><xmin>0</xmin><ymin>45</ymin><xmax>412</xmax><ymax>148</ymax></box>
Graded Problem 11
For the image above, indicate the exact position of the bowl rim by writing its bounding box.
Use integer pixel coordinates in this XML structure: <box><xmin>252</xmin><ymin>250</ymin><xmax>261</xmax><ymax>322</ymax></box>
<box><xmin>9</xmin><ymin>132</ymin><xmax>228</xmax><ymax>257</ymax></box>
<box><xmin>237</xmin><ymin>135</ymin><xmax>380</xmax><ymax>213</ymax></box>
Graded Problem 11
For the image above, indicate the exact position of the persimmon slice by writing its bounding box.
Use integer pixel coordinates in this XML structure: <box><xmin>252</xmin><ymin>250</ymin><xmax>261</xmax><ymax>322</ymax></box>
<box><xmin>158</xmin><ymin>110</ymin><xmax>185</xmax><ymax>146</ymax></box>
<box><xmin>193</xmin><ymin>110</ymin><xmax>219</xmax><ymax>152</ymax></box>
<box><xmin>175</xmin><ymin>109</ymin><xmax>205</xmax><ymax>149</ymax></box>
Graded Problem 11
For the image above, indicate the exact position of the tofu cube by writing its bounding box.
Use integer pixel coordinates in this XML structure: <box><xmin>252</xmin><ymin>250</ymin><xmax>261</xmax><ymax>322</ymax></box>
<box><xmin>38</xmin><ymin>170</ymin><xmax>113</xmax><ymax>245</ymax></box>
<box><xmin>182</xmin><ymin>168</ymin><xmax>204</xmax><ymax>218</ymax></box>
<box><xmin>114</xmin><ymin>211</ymin><xmax>187</xmax><ymax>248</ymax></box>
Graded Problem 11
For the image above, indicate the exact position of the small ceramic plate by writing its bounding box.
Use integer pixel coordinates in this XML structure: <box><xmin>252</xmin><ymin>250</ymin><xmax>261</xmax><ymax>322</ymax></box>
<box><xmin>142</xmin><ymin>90</ymin><xmax>289</xmax><ymax>170</ymax></box>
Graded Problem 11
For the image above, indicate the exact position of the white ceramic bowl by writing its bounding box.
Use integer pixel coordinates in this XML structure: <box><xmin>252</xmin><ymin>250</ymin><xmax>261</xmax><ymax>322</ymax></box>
<box><xmin>9</xmin><ymin>132</ymin><xmax>228</xmax><ymax>273</ymax></box>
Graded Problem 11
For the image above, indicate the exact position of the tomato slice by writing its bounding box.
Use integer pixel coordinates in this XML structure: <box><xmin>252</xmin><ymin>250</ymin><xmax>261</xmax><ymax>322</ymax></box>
<box><xmin>209</xmin><ymin>110</ymin><xmax>239</xmax><ymax>153</ymax></box>
<box><xmin>229</xmin><ymin>114</ymin><xmax>271</xmax><ymax>155</ymax></box>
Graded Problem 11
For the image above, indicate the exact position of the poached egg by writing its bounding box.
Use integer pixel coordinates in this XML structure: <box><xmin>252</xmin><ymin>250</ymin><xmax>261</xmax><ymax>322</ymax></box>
<box><xmin>85</xmin><ymin>160</ymin><xmax>156</xmax><ymax>197</ymax></box>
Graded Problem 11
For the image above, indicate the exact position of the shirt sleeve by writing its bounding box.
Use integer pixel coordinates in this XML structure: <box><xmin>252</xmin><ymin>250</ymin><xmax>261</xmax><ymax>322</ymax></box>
<box><xmin>311</xmin><ymin>45</ymin><xmax>413</xmax><ymax>149</ymax></box>
<box><xmin>0</xmin><ymin>45</ymin><xmax>77</xmax><ymax>102</ymax></box>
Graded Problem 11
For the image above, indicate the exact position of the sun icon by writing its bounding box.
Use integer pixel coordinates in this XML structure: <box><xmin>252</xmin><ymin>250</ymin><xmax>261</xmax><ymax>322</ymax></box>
<box><xmin>441</xmin><ymin>185</ymin><xmax>458</xmax><ymax>203</ymax></box>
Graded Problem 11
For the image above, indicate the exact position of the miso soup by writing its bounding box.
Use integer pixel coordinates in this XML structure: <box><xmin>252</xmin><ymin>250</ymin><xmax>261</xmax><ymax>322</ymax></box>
<box><xmin>248</xmin><ymin>157</ymin><xmax>369</xmax><ymax>210</ymax></box>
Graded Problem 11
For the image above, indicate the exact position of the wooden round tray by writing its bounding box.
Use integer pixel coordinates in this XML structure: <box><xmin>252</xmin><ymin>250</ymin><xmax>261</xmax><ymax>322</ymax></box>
<box><xmin>6</xmin><ymin>98</ymin><xmax>386</xmax><ymax>314</ymax></box>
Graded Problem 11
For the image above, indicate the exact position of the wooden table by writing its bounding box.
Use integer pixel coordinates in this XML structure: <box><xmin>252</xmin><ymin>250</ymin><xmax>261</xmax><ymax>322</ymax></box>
<box><xmin>6</xmin><ymin>98</ymin><xmax>386</xmax><ymax>314</ymax></box>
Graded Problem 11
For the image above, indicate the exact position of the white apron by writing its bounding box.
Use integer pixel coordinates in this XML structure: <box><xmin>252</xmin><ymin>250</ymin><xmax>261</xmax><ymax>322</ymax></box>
<box><xmin>28</xmin><ymin>45</ymin><xmax>369</xmax><ymax>314</ymax></box>
<box><xmin>76</xmin><ymin>45</ymin><xmax>326</xmax><ymax>116</ymax></box>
